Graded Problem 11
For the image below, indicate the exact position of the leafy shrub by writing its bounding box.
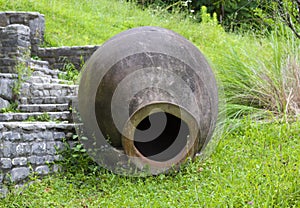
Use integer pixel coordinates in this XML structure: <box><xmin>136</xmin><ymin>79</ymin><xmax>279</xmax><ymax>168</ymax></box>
<box><xmin>133</xmin><ymin>0</ymin><xmax>263</xmax><ymax>32</ymax></box>
<box><xmin>56</xmin><ymin>135</ymin><xmax>101</xmax><ymax>176</ymax></box>
<box><xmin>0</xmin><ymin>102</ymin><xmax>19</xmax><ymax>113</ymax></box>
<box><xmin>135</xmin><ymin>0</ymin><xmax>300</xmax><ymax>36</ymax></box>
<box><xmin>36</xmin><ymin>112</ymin><xmax>51</xmax><ymax>122</ymax></box>
<box><xmin>258</xmin><ymin>0</ymin><xmax>300</xmax><ymax>39</ymax></box>
<box><xmin>58</xmin><ymin>60</ymin><xmax>79</xmax><ymax>83</ymax></box>
<box><xmin>12</xmin><ymin>59</ymin><xmax>32</xmax><ymax>100</ymax></box>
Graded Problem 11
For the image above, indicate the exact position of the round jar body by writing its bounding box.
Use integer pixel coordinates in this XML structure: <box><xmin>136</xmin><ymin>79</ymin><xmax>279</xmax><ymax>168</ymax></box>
<box><xmin>76</xmin><ymin>26</ymin><xmax>218</xmax><ymax>175</ymax></box>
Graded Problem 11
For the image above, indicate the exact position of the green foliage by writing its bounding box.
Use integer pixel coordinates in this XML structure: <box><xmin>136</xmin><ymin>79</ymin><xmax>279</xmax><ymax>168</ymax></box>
<box><xmin>135</xmin><ymin>0</ymin><xmax>299</xmax><ymax>35</ymax></box>
<box><xmin>12</xmin><ymin>60</ymin><xmax>32</xmax><ymax>100</ymax></box>
<box><xmin>189</xmin><ymin>0</ymin><xmax>259</xmax><ymax>29</ymax></box>
<box><xmin>199</xmin><ymin>5</ymin><xmax>218</xmax><ymax>25</ymax></box>
<box><xmin>25</xmin><ymin>113</ymin><xmax>51</xmax><ymax>122</ymax></box>
<box><xmin>56</xmin><ymin>135</ymin><xmax>101</xmax><ymax>175</ymax></box>
<box><xmin>31</xmin><ymin>55</ymin><xmax>42</xmax><ymax>61</ymax></box>
<box><xmin>0</xmin><ymin>102</ymin><xmax>19</xmax><ymax>113</ymax></box>
<box><xmin>258</xmin><ymin>0</ymin><xmax>300</xmax><ymax>39</ymax></box>
<box><xmin>58</xmin><ymin>60</ymin><xmax>79</xmax><ymax>83</ymax></box>
<box><xmin>25</xmin><ymin>116</ymin><xmax>36</xmax><ymax>122</ymax></box>
<box><xmin>133</xmin><ymin>0</ymin><xmax>265</xmax><ymax>32</ymax></box>
<box><xmin>36</xmin><ymin>112</ymin><xmax>51</xmax><ymax>122</ymax></box>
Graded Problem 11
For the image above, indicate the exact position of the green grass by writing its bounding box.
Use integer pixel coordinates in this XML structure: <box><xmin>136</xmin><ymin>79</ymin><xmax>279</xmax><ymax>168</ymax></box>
<box><xmin>1</xmin><ymin>118</ymin><xmax>299</xmax><ymax>207</ymax></box>
<box><xmin>1</xmin><ymin>0</ymin><xmax>197</xmax><ymax>47</ymax></box>
<box><xmin>2</xmin><ymin>0</ymin><xmax>299</xmax><ymax>118</ymax></box>
<box><xmin>0</xmin><ymin>0</ymin><xmax>299</xmax><ymax>207</ymax></box>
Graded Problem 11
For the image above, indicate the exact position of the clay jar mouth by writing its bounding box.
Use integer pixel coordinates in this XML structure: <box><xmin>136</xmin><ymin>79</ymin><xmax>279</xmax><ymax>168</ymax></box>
<box><xmin>121</xmin><ymin>102</ymin><xmax>200</xmax><ymax>174</ymax></box>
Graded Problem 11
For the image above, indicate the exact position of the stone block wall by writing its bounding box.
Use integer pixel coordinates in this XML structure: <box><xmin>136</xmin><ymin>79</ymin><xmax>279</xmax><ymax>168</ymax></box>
<box><xmin>0</xmin><ymin>24</ymin><xmax>31</xmax><ymax>73</ymax></box>
<box><xmin>0</xmin><ymin>123</ymin><xmax>74</xmax><ymax>179</ymax></box>
<box><xmin>0</xmin><ymin>12</ymin><xmax>45</xmax><ymax>55</ymax></box>
<box><xmin>0</xmin><ymin>123</ymin><xmax>75</xmax><ymax>196</ymax></box>
<box><xmin>38</xmin><ymin>45</ymin><xmax>99</xmax><ymax>70</ymax></box>
<box><xmin>0</xmin><ymin>12</ymin><xmax>87</xmax><ymax>197</ymax></box>
<box><xmin>0</xmin><ymin>12</ymin><xmax>98</xmax><ymax>71</ymax></box>
<box><xmin>0</xmin><ymin>24</ymin><xmax>32</xmax><ymax>110</ymax></box>
<box><xmin>0</xmin><ymin>73</ymin><xmax>15</xmax><ymax>109</ymax></box>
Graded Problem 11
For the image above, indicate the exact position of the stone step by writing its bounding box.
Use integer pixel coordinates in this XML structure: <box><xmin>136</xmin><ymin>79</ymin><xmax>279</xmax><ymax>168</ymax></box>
<box><xmin>0</xmin><ymin>72</ymin><xmax>72</xmax><ymax>84</ymax></box>
<box><xmin>0</xmin><ymin>121</ymin><xmax>77</xmax><ymax>141</ymax></box>
<box><xmin>29</xmin><ymin>66</ymin><xmax>62</xmax><ymax>79</ymax></box>
<box><xmin>17</xmin><ymin>104</ymin><xmax>69</xmax><ymax>112</ymax></box>
<box><xmin>26</xmin><ymin>76</ymin><xmax>73</xmax><ymax>85</ymax></box>
<box><xmin>28</xmin><ymin>59</ymin><xmax>50</xmax><ymax>69</ymax></box>
<box><xmin>19</xmin><ymin>96</ymin><xmax>77</xmax><ymax>104</ymax></box>
<box><xmin>0</xmin><ymin>111</ymin><xmax>71</xmax><ymax>122</ymax></box>
<box><xmin>31</xmin><ymin>71</ymin><xmax>53</xmax><ymax>79</ymax></box>
<box><xmin>0</xmin><ymin>121</ymin><xmax>78</xmax><ymax>134</ymax></box>
<box><xmin>0</xmin><ymin>71</ymin><xmax>70</xmax><ymax>83</ymax></box>
<box><xmin>21</xmin><ymin>83</ymin><xmax>78</xmax><ymax>97</ymax></box>
<box><xmin>0</xmin><ymin>121</ymin><xmax>78</xmax><ymax>161</ymax></box>
<box><xmin>28</xmin><ymin>59</ymin><xmax>67</xmax><ymax>79</ymax></box>
<box><xmin>31</xmin><ymin>70</ymin><xmax>53</xmax><ymax>79</ymax></box>
<box><xmin>0</xmin><ymin>121</ymin><xmax>80</xmax><ymax>167</ymax></box>
<box><xmin>0</xmin><ymin>73</ymin><xmax>18</xmax><ymax>79</ymax></box>
<box><xmin>0</xmin><ymin>73</ymin><xmax>72</xmax><ymax>85</ymax></box>
<box><xmin>0</xmin><ymin>59</ymin><xmax>66</xmax><ymax>79</ymax></box>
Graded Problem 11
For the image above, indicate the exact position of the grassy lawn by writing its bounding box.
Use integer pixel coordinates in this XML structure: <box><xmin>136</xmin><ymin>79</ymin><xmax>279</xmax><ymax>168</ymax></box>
<box><xmin>1</xmin><ymin>0</ymin><xmax>299</xmax><ymax>207</ymax></box>
<box><xmin>1</xmin><ymin>119</ymin><xmax>299</xmax><ymax>207</ymax></box>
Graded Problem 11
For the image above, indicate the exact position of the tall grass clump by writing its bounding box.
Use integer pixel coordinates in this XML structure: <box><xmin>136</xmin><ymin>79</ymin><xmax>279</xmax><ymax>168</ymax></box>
<box><xmin>216</xmin><ymin>27</ymin><xmax>300</xmax><ymax>120</ymax></box>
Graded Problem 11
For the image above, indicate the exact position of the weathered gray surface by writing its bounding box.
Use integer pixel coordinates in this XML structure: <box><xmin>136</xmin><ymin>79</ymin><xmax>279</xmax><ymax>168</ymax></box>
<box><xmin>0</xmin><ymin>98</ymin><xmax>10</xmax><ymax>109</ymax></box>
<box><xmin>38</xmin><ymin>45</ymin><xmax>99</xmax><ymax>70</ymax></box>
<box><xmin>0</xmin><ymin>122</ymin><xmax>76</xmax><ymax>191</ymax></box>
<box><xmin>0</xmin><ymin>24</ymin><xmax>31</xmax><ymax>73</ymax></box>
<box><xmin>0</xmin><ymin>12</ymin><xmax>44</xmax><ymax>55</ymax></box>
<box><xmin>77</xmin><ymin>26</ymin><xmax>218</xmax><ymax>175</ymax></box>
<box><xmin>0</xmin><ymin>77</ymin><xmax>14</xmax><ymax>100</ymax></box>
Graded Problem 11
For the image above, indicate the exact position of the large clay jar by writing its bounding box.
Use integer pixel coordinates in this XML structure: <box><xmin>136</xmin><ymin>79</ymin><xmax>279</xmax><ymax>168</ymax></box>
<box><xmin>76</xmin><ymin>26</ymin><xmax>218</xmax><ymax>175</ymax></box>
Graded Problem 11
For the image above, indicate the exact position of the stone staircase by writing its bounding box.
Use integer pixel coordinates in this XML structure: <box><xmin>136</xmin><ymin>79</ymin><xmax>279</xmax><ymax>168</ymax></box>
<box><xmin>0</xmin><ymin>12</ymin><xmax>99</xmax><ymax>197</ymax></box>
<box><xmin>1</xmin><ymin>59</ymin><xmax>77</xmax><ymax>123</ymax></box>
<box><xmin>0</xmin><ymin>59</ymin><xmax>78</xmax><ymax>194</ymax></box>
